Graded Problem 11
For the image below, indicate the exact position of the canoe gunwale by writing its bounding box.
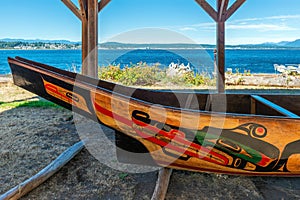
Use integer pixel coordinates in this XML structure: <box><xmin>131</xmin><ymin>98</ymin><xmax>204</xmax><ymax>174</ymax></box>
<box><xmin>7</xmin><ymin>56</ymin><xmax>300</xmax><ymax>121</ymax></box>
<box><xmin>7</xmin><ymin>56</ymin><xmax>300</xmax><ymax>176</ymax></box>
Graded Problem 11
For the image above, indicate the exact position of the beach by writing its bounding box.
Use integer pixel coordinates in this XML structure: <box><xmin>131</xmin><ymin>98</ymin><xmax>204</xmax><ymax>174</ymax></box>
<box><xmin>1</xmin><ymin>77</ymin><xmax>300</xmax><ymax>199</ymax></box>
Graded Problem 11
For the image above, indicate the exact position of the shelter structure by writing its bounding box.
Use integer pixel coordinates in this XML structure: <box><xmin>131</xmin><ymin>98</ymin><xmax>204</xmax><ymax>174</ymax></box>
<box><xmin>62</xmin><ymin>0</ymin><xmax>110</xmax><ymax>78</ymax></box>
<box><xmin>62</xmin><ymin>0</ymin><xmax>246</xmax><ymax>92</ymax></box>
<box><xmin>195</xmin><ymin>0</ymin><xmax>246</xmax><ymax>92</ymax></box>
<box><xmin>60</xmin><ymin>0</ymin><xmax>246</xmax><ymax>199</ymax></box>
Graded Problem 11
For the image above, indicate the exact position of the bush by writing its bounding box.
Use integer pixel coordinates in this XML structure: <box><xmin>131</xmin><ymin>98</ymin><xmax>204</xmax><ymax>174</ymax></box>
<box><xmin>98</xmin><ymin>62</ymin><xmax>214</xmax><ymax>87</ymax></box>
<box><xmin>98</xmin><ymin>65</ymin><xmax>122</xmax><ymax>81</ymax></box>
<box><xmin>119</xmin><ymin>65</ymin><xmax>165</xmax><ymax>86</ymax></box>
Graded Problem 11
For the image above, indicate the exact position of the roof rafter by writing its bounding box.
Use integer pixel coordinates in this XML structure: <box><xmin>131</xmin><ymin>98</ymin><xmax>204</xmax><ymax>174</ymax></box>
<box><xmin>195</xmin><ymin>0</ymin><xmax>218</xmax><ymax>22</ymax></box>
<box><xmin>225</xmin><ymin>0</ymin><xmax>246</xmax><ymax>21</ymax></box>
<box><xmin>98</xmin><ymin>0</ymin><xmax>111</xmax><ymax>12</ymax></box>
<box><xmin>61</xmin><ymin>0</ymin><xmax>82</xmax><ymax>20</ymax></box>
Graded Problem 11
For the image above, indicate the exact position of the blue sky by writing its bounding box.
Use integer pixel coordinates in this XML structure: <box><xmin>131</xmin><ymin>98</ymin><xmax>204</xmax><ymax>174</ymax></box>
<box><xmin>0</xmin><ymin>0</ymin><xmax>299</xmax><ymax>45</ymax></box>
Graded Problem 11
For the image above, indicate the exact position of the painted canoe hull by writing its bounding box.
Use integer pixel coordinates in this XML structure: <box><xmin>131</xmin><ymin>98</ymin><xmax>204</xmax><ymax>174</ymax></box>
<box><xmin>8</xmin><ymin>57</ymin><xmax>300</xmax><ymax>176</ymax></box>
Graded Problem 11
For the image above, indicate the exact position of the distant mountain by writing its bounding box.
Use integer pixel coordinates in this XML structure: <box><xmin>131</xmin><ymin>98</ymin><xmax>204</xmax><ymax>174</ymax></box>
<box><xmin>277</xmin><ymin>41</ymin><xmax>290</xmax><ymax>46</ymax></box>
<box><xmin>259</xmin><ymin>39</ymin><xmax>300</xmax><ymax>48</ymax></box>
<box><xmin>0</xmin><ymin>38</ymin><xmax>80</xmax><ymax>44</ymax></box>
<box><xmin>283</xmin><ymin>39</ymin><xmax>300</xmax><ymax>47</ymax></box>
<box><xmin>99</xmin><ymin>42</ymin><xmax>215</xmax><ymax>49</ymax></box>
<box><xmin>100</xmin><ymin>39</ymin><xmax>300</xmax><ymax>49</ymax></box>
<box><xmin>1</xmin><ymin>38</ymin><xmax>300</xmax><ymax>49</ymax></box>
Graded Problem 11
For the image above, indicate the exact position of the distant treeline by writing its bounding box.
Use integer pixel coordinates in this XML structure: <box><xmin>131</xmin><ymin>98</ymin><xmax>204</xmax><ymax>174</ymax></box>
<box><xmin>99</xmin><ymin>42</ymin><xmax>300</xmax><ymax>49</ymax></box>
<box><xmin>0</xmin><ymin>41</ymin><xmax>81</xmax><ymax>49</ymax></box>
<box><xmin>98</xmin><ymin>42</ymin><xmax>215</xmax><ymax>49</ymax></box>
<box><xmin>1</xmin><ymin>40</ymin><xmax>300</xmax><ymax>50</ymax></box>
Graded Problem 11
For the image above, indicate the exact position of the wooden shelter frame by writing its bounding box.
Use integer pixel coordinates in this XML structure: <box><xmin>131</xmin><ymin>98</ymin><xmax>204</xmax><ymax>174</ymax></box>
<box><xmin>61</xmin><ymin>0</ymin><xmax>246</xmax><ymax>92</ymax></box>
<box><xmin>59</xmin><ymin>0</ymin><xmax>247</xmax><ymax>199</ymax></box>
<box><xmin>4</xmin><ymin>1</ymin><xmax>300</xmax><ymax>199</ymax></box>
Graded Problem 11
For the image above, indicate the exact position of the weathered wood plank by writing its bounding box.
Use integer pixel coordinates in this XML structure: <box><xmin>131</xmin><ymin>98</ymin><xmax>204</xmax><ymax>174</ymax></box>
<box><xmin>195</xmin><ymin>0</ymin><xmax>218</xmax><ymax>22</ymax></box>
<box><xmin>251</xmin><ymin>95</ymin><xmax>300</xmax><ymax>118</ymax></box>
<box><xmin>151</xmin><ymin>168</ymin><xmax>173</xmax><ymax>200</ymax></box>
<box><xmin>0</xmin><ymin>141</ymin><xmax>84</xmax><ymax>200</ymax></box>
<box><xmin>225</xmin><ymin>0</ymin><xmax>246</xmax><ymax>20</ymax></box>
<box><xmin>98</xmin><ymin>0</ymin><xmax>111</xmax><ymax>12</ymax></box>
<box><xmin>61</xmin><ymin>0</ymin><xmax>82</xmax><ymax>20</ymax></box>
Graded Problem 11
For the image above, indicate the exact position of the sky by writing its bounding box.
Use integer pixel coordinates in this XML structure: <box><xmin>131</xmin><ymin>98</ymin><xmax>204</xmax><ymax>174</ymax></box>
<box><xmin>0</xmin><ymin>0</ymin><xmax>299</xmax><ymax>45</ymax></box>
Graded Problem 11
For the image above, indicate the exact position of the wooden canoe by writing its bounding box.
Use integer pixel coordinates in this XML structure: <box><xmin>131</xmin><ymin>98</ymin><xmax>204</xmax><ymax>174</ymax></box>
<box><xmin>8</xmin><ymin>56</ymin><xmax>300</xmax><ymax>176</ymax></box>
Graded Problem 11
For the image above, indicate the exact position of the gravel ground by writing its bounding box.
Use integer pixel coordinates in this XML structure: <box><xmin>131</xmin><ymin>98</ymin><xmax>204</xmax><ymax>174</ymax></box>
<box><xmin>1</xmin><ymin>78</ymin><xmax>300</xmax><ymax>200</ymax></box>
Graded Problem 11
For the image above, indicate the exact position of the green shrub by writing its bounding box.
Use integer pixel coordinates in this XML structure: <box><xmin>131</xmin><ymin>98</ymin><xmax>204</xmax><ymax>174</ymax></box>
<box><xmin>119</xmin><ymin>65</ymin><xmax>165</xmax><ymax>86</ymax></box>
<box><xmin>98</xmin><ymin>62</ymin><xmax>215</xmax><ymax>87</ymax></box>
<box><xmin>98</xmin><ymin>65</ymin><xmax>122</xmax><ymax>81</ymax></box>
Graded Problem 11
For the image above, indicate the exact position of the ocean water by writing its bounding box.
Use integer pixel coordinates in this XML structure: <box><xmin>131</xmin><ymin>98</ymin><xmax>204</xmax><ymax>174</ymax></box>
<box><xmin>1</xmin><ymin>49</ymin><xmax>300</xmax><ymax>75</ymax></box>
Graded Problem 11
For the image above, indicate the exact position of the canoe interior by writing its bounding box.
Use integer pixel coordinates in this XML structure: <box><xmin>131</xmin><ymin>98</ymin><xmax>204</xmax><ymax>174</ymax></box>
<box><xmin>7</xmin><ymin>56</ymin><xmax>300</xmax><ymax>176</ymax></box>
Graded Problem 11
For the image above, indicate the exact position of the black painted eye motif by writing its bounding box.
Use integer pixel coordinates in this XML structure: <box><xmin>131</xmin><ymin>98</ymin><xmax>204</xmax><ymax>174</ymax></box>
<box><xmin>249</xmin><ymin>124</ymin><xmax>267</xmax><ymax>138</ymax></box>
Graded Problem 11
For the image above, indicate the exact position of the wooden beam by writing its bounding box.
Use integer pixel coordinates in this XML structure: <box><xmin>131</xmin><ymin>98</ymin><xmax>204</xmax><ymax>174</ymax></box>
<box><xmin>225</xmin><ymin>0</ymin><xmax>246</xmax><ymax>21</ymax></box>
<box><xmin>87</xmin><ymin>0</ymin><xmax>99</xmax><ymax>78</ymax></box>
<box><xmin>218</xmin><ymin>0</ymin><xmax>229</xmax><ymax>22</ymax></box>
<box><xmin>61</xmin><ymin>0</ymin><xmax>82</xmax><ymax>20</ymax></box>
<box><xmin>195</xmin><ymin>0</ymin><xmax>218</xmax><ymax>22</ymax></box>
<box><xmin>0</xmin><ymin>141</ymin><xmax>84</xmax><ymax>200</ymax></box>
<box><xmin>78</xmin><ymin>0</ymin><xmax>88</xmax><ymax>75</ymax></box>
<box><xmin>216</xmin><ymin>0</ymin><xmax>227</xmax><ymax>93</ymax></box>
<box><xmin>151</xmin><ymin>168</ymin><xmax>173</xmax><ymax>200</ymax></box>
<box><xmin>98</xmin><ymin>0</ymin><xmax>111</xmax><ymax>12</ymax></box>
<box><xmin>78</xmin><ymin>0</ymin><xmax>87</xmax><ymax>20</ymax></box>
<box><xmin>216</xmin><ymin>21</ymin><xmax>225</xmax><ymax>93</ymax></box>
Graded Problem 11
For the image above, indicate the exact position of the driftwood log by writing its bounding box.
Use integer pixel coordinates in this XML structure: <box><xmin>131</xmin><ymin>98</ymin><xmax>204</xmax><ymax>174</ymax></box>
<box><xmin>151</xmin><ymin>168</ymin><xmax>173</xmax><ymax>200</ymax></box>
<box><xmin>0</xmin><ymin>141</ymin><xmax>84</xmax><ymax>200</ymax></box>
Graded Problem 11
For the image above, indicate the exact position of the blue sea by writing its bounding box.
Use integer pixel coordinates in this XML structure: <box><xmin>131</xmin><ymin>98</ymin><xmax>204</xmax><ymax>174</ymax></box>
<box><xmin>1</xmin><ymin>49</ymin><xmax>300</xmax><ymax>75</ymax></box>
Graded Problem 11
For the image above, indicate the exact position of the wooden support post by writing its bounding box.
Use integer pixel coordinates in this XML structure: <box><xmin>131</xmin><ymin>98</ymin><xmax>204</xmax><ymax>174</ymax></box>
<box><xmin>64</xmin><ymin>0</ymin><xmax>110</xmax><ymax>78</ymax></box>
<box><xmin>85</xmin><ymin>0</ymin><xmax>98</xmax><ymax>78</ymax></box>
<box><xmin>216</xmin><ymin>21</ymin><xmax>225</xmax><ymax>93</ymax></box>
<box><xmin>216</xmin><ymin>0</ymin><xmax>228</xmax><ymax>93</ymax></box>
<box><xmin>195</xmin><ymin>0</ymin><xmax>246</xmax><ymax>93</ymax></box>
<box><xmin>79</xmin><ymin>0</ymin><xmax>89</xmax><ymax>75</ymax></box>
<box><xmin>151</xmin><ymin>168</ymin><xmax>173</xmax><ymax>200</ymax></box>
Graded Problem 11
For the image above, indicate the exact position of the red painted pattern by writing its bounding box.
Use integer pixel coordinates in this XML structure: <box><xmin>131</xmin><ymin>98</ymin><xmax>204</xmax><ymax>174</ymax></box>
<box><xmin>257</xmin><ymin>154</ymin><xmax>273</xmax><ymax>167</ymax></box>
<box><xmin>45</xmin><ymin>83</ymin><xmax>71</xmax><ymax>103</ymax></box>
<box><xmin>93</xmin><ymin>100</ymin><xmax>229</xmax><ymax>166</ymax></box>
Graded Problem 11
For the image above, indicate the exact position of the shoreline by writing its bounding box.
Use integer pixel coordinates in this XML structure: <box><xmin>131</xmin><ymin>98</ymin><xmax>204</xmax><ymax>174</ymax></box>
<box><xmin>2</xmin><ymin>74</ymin><xmax>300</xmax><ymax>90</ymax></box>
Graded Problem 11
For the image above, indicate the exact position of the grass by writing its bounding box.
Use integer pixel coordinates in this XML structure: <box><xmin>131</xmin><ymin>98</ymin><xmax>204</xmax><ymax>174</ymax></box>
<box><xmin>0</xmin><ymin>100</ymin><xmax>61</xmax><ymax>109</ymax></box>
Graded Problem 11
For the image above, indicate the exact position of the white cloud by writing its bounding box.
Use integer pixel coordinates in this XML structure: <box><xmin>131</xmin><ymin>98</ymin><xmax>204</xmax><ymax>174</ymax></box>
<box><xmin>265</xmin><ymin>15</ymin><xmax>300</xmax><ymax>20</ymax></box>
<box><xmin>178</xmin><ymin>14</ymin><xmax>300</xmax><ymax>32</ymax></box>
<box><xmin>233</xmin><ymin>15</ymin><xmax>300</xmax><ymax>22</ymax></box>
<box><xmin>226</xmin><ymin>14</ymin><xmax>300</xmax><ymax>32</ymax></box>
<box><xmin>179</xmin><ymin>27</ymin><xmax>197</xmax><ymax>31</ymax></box>
<box><xmin>226</xmin><ymin>23</ymin><xmax>298</xmax><ymax>32</ymax></box>
<box><xmin>166</xmin><ymin>14</ymin><xmax>300</xmax><ymax>45</ymax></box>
